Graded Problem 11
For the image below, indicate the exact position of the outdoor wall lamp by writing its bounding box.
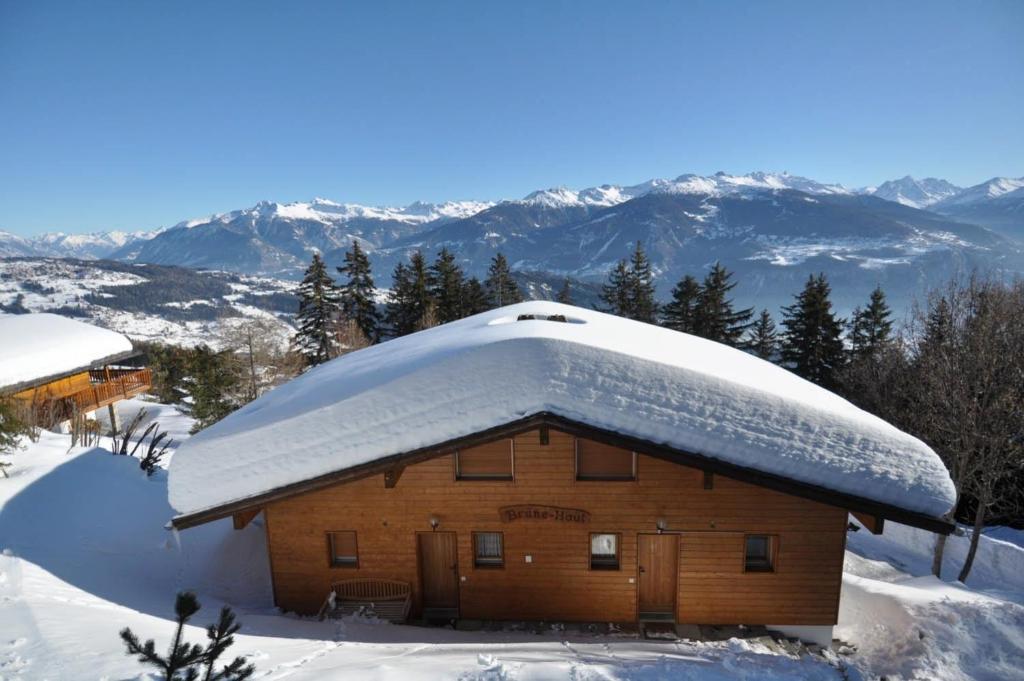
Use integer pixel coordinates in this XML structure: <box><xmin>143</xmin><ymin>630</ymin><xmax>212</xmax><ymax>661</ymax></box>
<box><xmin>656</xmin><ymin>517</ymin><xmax>668</xmax><ymax>533</ymax></box>
<box><xmin>429</xmin><ymin>515</ymin><xmax>440</xmax><ymax>531</ymax></box>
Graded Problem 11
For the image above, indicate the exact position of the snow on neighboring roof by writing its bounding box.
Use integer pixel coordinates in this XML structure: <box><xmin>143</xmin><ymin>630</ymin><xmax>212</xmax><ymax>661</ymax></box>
<box><xmin>0</xmin><ymin>313</ymin><xmax>134</xmax><ymax>392</ymax></box>
<box><xmin>167</xmin><ymin>302</ymin><xmax>956</xmax><ymax>520</ymax></box>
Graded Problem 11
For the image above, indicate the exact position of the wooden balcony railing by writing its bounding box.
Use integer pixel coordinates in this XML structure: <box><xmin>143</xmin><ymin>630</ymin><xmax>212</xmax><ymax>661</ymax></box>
<box><xmin>70</xmin><ymin>367</ymin><xmax>153</xmax><ymax>411</ymax></box>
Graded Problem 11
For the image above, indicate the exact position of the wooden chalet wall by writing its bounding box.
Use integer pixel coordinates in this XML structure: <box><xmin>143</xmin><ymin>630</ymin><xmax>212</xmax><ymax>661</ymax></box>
<box><xmin>13</xmin><ymin>371</ymin><xmax>92</xmax><ymax>402</ymax></box>
<box><xmin>263</xmin><ymin>429</ymin><xmax>848</xmax><ymax>624</ymax></box>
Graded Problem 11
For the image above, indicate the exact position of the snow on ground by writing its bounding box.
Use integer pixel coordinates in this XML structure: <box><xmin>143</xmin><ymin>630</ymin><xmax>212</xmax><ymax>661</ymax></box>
<box><xmin>1</xmin><ymin>410</ymin><xmax>1021</xmax><ymax>679</ymax></box>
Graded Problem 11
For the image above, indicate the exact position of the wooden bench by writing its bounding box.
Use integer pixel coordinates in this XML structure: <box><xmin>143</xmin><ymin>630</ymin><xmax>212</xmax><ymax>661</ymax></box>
<box><xmin>317</xmin><ymin>579</ymin><xmax>412</xmax><ymax>622</ymax></box>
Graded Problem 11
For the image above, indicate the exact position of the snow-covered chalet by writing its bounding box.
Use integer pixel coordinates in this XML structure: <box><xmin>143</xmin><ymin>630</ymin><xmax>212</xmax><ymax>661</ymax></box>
<box><xmin>0</xmin><ymin>313</ymin><xmax>150</xmax><ymax>430</ymax></box>
<box><xmin>167</xmin><ymin>302</ymin><xmax>955</xmax><ymax>645</ymax></box>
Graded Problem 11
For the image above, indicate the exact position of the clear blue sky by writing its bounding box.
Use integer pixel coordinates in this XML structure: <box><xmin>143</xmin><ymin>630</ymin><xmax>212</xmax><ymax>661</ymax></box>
<box><xmin>1</xmin><ymin>1</ymin><xmax>1021</xmax><ymax>235</ymax></box>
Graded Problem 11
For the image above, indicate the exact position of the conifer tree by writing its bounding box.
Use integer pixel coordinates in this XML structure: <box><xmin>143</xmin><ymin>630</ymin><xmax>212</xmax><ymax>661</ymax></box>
<box><xmin>628</xmin><ymin>241</ymin><xmax>658</xmax><ymax>323</ymax></box>
<box><xmin>599</xmin><ymin>242</ymin><xmax>658</xmax><ymax>322</ymax></box>
<box><xmin>692</xmin><ymin>262</ymin><xmax>753</xmax><ymax>345</ymax></box>
<box><xmin>120</xmin><ymin>591</ymin><xmax>254</xmax><ymax>681</ymax></box>
<box><xmin>661</xmin><ymin>275</ymin><xmax>701</xmax><ymax>333</ymax></box>
<box><xmin>781</xmin><ymin>273</ymin><xmax>846</xmax><ymax>389</ymax></box>
<box><xmin>186</xmin><ymin>345</ymin><xmax>242</xmax><ymax>433</ymax></box>
<box><xmin>848</xmin><ymin>286</ymin><xmax>894</xmax><ymax>361</ymax></box>
<box><xmin>428</xmin><ymin>248</ymin><xmax>466</xmax><ymax>323</ymax></box>
<box><xmin>384</xmin><ymin>251</ymin><xmax>433</xmax><ymax>337</ymax></box>
<box><xmin>0</xmin><ymin>398</ymin><xmax>27</xmax><ymax>456</ymax></box>
<box><xmin>484</xmin><ymin>253</ymin><xmax>522</xmax><ymax>307</ymax></box>
<box><xmin>336</xmin><ymin>240</ymin><xmax>380</xmax><ymax>344</ymax></box>
<box><xmin>462</xmin><ymin>277</ymin><xmax>491</xmax><ymax>315</ymax></box>
<box><xmin>745</xmin><ymin>308</ymin><xmax>779</xmax><ymax>361</ymax></box>
<box><xmin>292</xmin><ymin>253</ymin><xmax>341</xmax><ymax>367</ymax></box>
<box><xmin>555</xmin><ymin>278</ymin><xmax>573</xmax><ymax>305</ymax></box>
<box><xmin>600</xmin><ymin>260</ymin><xmax>633</xmax><ymax>318</ymax></box>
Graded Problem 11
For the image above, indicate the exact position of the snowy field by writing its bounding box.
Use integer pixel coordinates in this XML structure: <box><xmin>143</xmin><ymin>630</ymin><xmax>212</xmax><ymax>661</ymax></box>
<box><xmin>1</xmin><ymin>400</ymin><xmax>1022</xmax><ymax>680</ymax></box>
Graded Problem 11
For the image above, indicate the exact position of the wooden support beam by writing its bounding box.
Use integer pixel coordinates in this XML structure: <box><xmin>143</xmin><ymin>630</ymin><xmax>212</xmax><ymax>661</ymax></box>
<box><xmin>232</xmin><ymin>508</ymin><xmax>261</xmax><ymax>530</ymax></box>
<box><xmin>703</xmin><ymin>470</ymin><xmax>714</xmax><ymax>490</ymax></box>
<box><xmin>539</xmin><ymin>426</ymin><xmax>549</xmax><ymax>446</ymax></box>
<box><xmin>384</xmin><ymin>466</ymin><xmax>405</xmax><ymax>489</ymax></box>
<box><xmin>852</xmin><ymin>511</ymin><xmax>885</xmax><ymax>534</ymax></box>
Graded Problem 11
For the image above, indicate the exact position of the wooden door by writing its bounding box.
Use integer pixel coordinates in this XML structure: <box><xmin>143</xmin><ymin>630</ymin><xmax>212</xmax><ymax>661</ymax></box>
<box><xmin>417</xmin><ymin>532</ymin><xmax>459</xmax><ymax>612</ymax></box>
<box><xmin>638</xmin><ymin>534</ymin><xmax>678</xmax><ymax>615</ymax></box>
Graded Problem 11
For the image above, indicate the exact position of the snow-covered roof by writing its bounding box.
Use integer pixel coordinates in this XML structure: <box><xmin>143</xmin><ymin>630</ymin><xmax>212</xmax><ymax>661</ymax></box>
<box><xmin>168</xmin><ymin>302</ymin><xmax>956</xmax><ymax>522</ymax></box>
<box><xmin>0</xmin><ymin>313</ymin><xmax>135</xmax><ymax>392</ymax></box>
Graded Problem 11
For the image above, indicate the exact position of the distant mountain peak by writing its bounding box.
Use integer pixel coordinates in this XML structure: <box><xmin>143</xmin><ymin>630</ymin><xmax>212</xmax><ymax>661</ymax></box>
<box><xmin>868</xmin><ymin>176</ymin><xmax>962</xmax><ymax>209</ymax></box>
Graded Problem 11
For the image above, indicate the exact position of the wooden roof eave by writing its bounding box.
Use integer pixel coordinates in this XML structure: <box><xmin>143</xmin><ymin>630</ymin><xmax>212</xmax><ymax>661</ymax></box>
<box><xmin>168</xmin><ymin>411</ymin><xmax>955</xmax><ymax>535</ymax></box>
<box><xmin>1</xmin><ymin>349</ymin><xmax>141</xmax><ymax>396</ymax></box>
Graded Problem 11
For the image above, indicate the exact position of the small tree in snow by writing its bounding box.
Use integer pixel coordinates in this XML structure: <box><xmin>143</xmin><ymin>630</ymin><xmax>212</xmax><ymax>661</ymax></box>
<box><xmin>0</xmin><ymin>398</ymin><xmax>27</xmax><ymax>456</ymax></box>
<box><xmin>120</xmin><ymin>591</ymin><xmax>254</xmax><ymax>681</ymax></box>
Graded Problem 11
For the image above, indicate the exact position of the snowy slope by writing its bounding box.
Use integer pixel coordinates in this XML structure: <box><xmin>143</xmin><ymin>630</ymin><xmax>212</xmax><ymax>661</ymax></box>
<box><xmin>0</xmin><ymin>313</ymin><xmax>134</xmax><ymax>391</ymax></box>
<box><xmin>168</xmin><ymin>301</ymin><xmax>955</xmax><ymax>520</ymax></box>
<box><xmin>0</xmin><ymin>425</ymin><xmax>1020</xmax><ymax>680</ymax></box>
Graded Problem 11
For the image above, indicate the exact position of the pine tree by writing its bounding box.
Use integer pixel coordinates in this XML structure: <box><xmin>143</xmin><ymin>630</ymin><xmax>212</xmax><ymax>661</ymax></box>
<box><xmin>462</xmin><ymin>277</ymin><xmax>491</xmax><ymax>315</ymax></box>
<box><xmin>186</xmin><ymin>345</ymin><xmax>242</xmax><ymax>433</ymax></box>
<box><xmin>848</xmin><ymin>286</ymin><xmax>894</xmax><ymax>361</ymax></box>
<box><xmin>428</xmin><ymin>248</ymin><xmax>466</xmax><ymax>323</ymax></box>
<box><xmin>292</xmin><ymin>253</ymin><xmax>341</xmax><ymax>367</ymax></box>
<box><xmin>336</xmin><ymin>240</ymin><xmax>380</xmax><ymax>344</ymax></box>
<box><xmin>484</xmin><ymin>253</ymin><xmax>522</xmax><ymax>307</ymax></box>
<box><xmin>0</xmin><ymin>398</ymin><xmax>28</xmax><ymax>456</ymax></box>
<box><xmin>661</xmin><ymin>275</ymin><xmax>701</xmax><ymax>333</ymax></box>
<box><xmin>555</xmin><ymin>278</ymin><xmax>573</xmax><ymax>305</ymax></box>
<box><xmin>745</xmin><ymin>309</ymin><xmax>779</xmax><ymax>361</ymax></box>
<box><xmin>599</xmin><ymin>242</ymin><xmax>658</xmax><ymax>322</ymax></box>
<box><xmin>120</xmin><ymin>591</ymin><xmax>254</xmax><ymax>681</ymax></box>
<box><xmin>781</xmin><ymin>273</ymin><xmax>846</xmax><ymax>389</ymax></box>
<box><xmin>692</xmin><ymin>262</ymin><xmax>753</xmax><ymax>345</ymax></box>
<box><xmin>384</xmin><ymin>251</ymin><xmax>433</xmax><ymax>337</ymax></box>
<box><xmin>628</xmin><ymin>241</ymin><xmax>658</xmax><ymax>323</ymax></box>
<box><xmin>600</xmin><ymin>260</ymin><xmax>633</xmax><ymax>317</ymax></box>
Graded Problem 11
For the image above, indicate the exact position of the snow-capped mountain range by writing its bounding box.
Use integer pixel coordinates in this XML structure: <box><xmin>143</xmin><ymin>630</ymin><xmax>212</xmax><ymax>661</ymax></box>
<box><xmin>2</xmin><ymin>170</ymin><xmax>1023</xmax><ymax>316</ymax></box>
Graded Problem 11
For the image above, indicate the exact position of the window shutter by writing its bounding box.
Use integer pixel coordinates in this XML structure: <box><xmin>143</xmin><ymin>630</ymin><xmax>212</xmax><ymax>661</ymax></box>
<box><xmin>576</xmin><ymin>439</ymin><xmax>635</xmax><ymax>480</ymax></box>
<box><xmin>457</xmin><ymin>440</ymin><xmax>513</xmax><ymax>479</ymax></box>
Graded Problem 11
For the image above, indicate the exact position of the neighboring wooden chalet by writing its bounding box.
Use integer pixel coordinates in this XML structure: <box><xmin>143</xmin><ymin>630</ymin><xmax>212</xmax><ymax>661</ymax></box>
<box><xmin>168</xmin><ymin>302</ymin><xmax>955</xmax><ymax>645</ymax></box>
<box><xmin>0</xmin><ymin>313</ymin><xmax>150</xmax><ymax>428</ymax></box>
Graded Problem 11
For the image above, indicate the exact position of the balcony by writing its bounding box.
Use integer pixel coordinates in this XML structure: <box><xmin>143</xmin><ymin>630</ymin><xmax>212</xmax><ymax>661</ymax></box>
<box><xmin>70</xmin><ymin>367</ymin><xmax>153</xmax><ymax>412</ymax></box>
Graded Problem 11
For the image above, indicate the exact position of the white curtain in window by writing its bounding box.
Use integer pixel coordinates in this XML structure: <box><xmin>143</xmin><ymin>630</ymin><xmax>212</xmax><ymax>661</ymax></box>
<box><xmin>591</xmin><ymin>534</ymin><xmax>617</xmax><ymax>556</ymax></box>
<box><xmin>476</xmin><ymin>533</ymin><xmax>502</xmax><ymax>558</ymax></box>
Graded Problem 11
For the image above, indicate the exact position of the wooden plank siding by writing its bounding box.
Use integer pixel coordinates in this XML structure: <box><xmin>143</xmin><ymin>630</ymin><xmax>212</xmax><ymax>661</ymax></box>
<box><xmin>263</xmin><ymin>428</ymin><xmax>849</xmax><ymax>624</ymax></box>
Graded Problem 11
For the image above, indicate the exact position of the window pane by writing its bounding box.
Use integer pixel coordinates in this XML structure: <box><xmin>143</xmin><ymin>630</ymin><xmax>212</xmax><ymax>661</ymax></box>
<box><xmin>329</xmin><ymin>531</ymin><xmax>358</xmax><ymax>567</ymax></box>
<box><xmin>590</xmin><ymin>533</ymin><xmax>619</xmax><ymax>569</ymax></box>
<box><xmin>457</xmin><ymin>440</ymin><xmax>513</xmax><ymax>479</ymax></box>
<box><xmin>577</xmin><ymin>440</ymin><xmax>634</xmax><ymax>479</ymax></box>
<box><xmin>745</xmin><ymin>535</ymin><xmax>774</xmax><ymax>572</ymax></box>
<box><xmin>474</xmin><ymin>532</ymin><xmax>504</xmax><ymax>567</ymax></box>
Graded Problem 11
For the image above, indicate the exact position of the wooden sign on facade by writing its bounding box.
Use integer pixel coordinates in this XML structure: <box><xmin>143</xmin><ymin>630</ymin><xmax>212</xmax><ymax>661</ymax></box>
<box><xmin>499</xmin><ymin>505</ymin><xmax>590</xmax><ymax>524</ymax></box>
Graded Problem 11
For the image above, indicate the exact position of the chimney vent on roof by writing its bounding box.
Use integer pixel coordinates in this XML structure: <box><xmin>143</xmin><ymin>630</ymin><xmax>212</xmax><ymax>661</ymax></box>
<box><xmin>517</xmin><ymin>314</ymin><xmax>568</xmax><ymax>323</ymax></box>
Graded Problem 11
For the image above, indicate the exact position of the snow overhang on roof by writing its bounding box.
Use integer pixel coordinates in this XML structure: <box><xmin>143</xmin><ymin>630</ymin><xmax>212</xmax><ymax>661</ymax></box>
<box><xmin>0</xmin><ymin>313</ymin><xmax>135</xmax><ymax>393</ymax></box>
<box><xmin>167</xmin><ymin>302</ymin><xmax>957</xmax><ymax>530</ymax></box>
